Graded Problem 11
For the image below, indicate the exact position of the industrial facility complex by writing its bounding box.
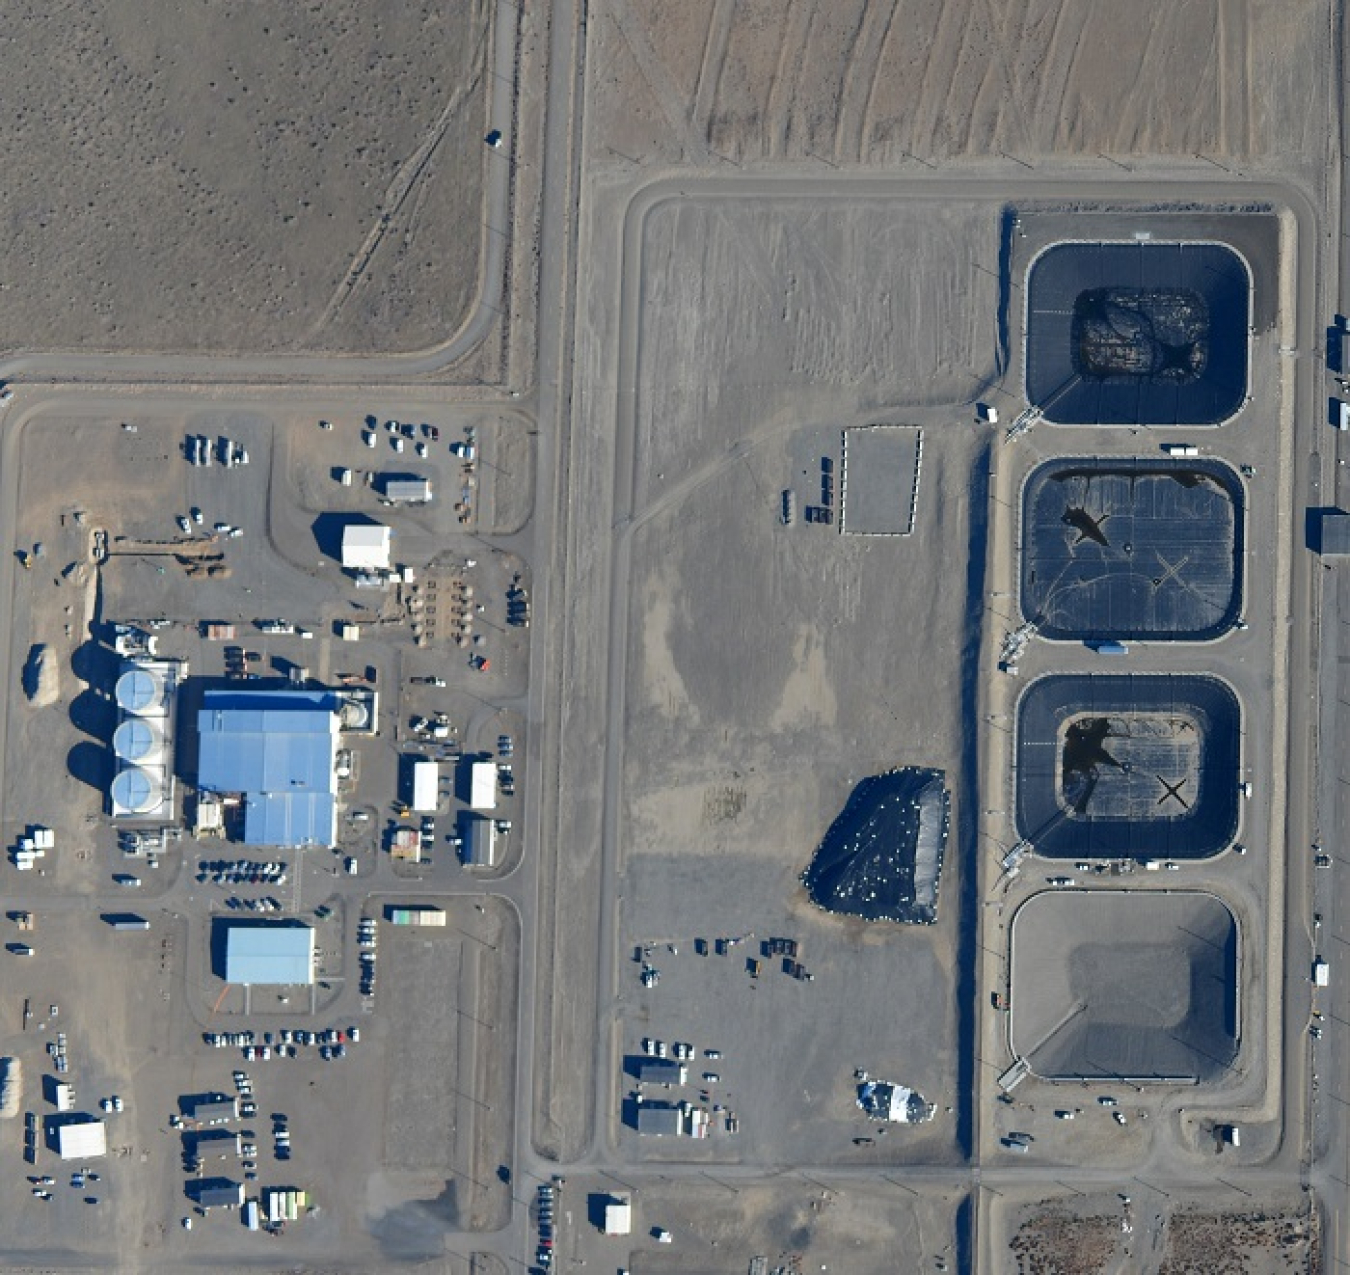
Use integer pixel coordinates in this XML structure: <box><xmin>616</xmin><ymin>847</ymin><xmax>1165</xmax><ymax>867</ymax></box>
<box><xmin>0</xmin><ymin>203</ymin><xmax>1318</xmax><ymax>1274</ymax></box>
<box><xmin>0</xmin><ymin>6</ymin><xmax>1345</xmax><ymax>1272</ymax></box>
<box><xmin>0</xmin><ymin>389</ymin><xmax>528</xmax><ymax>1260</ymax></box>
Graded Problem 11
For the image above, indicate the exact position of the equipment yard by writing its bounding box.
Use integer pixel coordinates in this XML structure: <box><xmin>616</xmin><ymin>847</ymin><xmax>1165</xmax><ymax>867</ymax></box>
<box><xmin>0</xmin><ymin>0</ymin><xmax>1346</xmax><ymax>1271</ymax></box>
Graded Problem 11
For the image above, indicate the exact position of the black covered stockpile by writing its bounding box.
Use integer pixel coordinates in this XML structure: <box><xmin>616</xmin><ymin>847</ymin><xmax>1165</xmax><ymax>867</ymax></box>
<box><xmin>802</xmin><ymin>768</ymin><xmax>949</xmax><ymax>924</ymax></box>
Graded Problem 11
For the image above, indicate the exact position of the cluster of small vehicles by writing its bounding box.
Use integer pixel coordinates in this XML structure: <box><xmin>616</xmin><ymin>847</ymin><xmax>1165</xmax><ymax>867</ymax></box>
<box><xmin>273</xmin><ymin>1112</ymin><xmax>291</xmax><ymax>1162</ymax></box>
<box><xmin>536</xmin><ymin>1182</ymin><xmax>556</xmax><ymax>1268</ymax></box>
<box><xmin>359</xmin><ymin>917</ymin><xmax>378</xmax><ymax>996</ymax></box>
<box><xmin>507</xmin><ymin>579</ymin><xmax>531</xmax><ymax>628</ymax></box>
<box><xmin>46</xmin><ymin>1031</ymin><xmax>69</xmax><ymax>1074</ymax></box>
<box><xmin>222</xmin><ymin>896</ymin><xmax>284</xmax><ymax>913</ymax></box>
<box><xmin>223</xmin><ymin>646</ymin><xmax>262</xmax><ymax>679</ymax></box>
<box><xmin>29</xmin><ymin>1167</ymin><xmax>100</xmax><ymax>1204</ymax></box>
<box><xmin>201</xmin><ymin>1026</ymin><xmax>359</xmax><ymax>1062</ymax></box>
<box><xmin>362</xmin><ymin>417</ymin><xmax>441</xmax><ymax>456</ymax></box>
<box><xmin>184</xmin><ymin>433</ymin><xmax>249</xmax><ymax>467</ymax></box>
<box><xmin>196</xmin><ymin>858</ymin><xmax>287</xmax><ymax>887</ymax></box>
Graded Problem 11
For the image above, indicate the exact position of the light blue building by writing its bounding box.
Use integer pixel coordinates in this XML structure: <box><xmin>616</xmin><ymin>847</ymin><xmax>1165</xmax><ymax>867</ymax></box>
<box><xmin>223</xmin><ymin>922</ymin><xmax>315</xmax><ymax>986</ymax></box>
<box><xmin>196</xmin><ymin>690</ymin><xmax>340</xmax><ymax>847</ymax></box>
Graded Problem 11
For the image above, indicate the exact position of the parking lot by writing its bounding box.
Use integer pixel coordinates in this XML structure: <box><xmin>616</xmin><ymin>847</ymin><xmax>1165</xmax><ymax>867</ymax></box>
<box><xmin>614</xmin><ymin>848</ymin><xmax>963</xmax><ymax>1169</ymax></box>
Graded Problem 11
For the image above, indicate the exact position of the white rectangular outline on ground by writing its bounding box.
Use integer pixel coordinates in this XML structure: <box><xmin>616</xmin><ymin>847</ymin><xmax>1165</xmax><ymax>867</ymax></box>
<box><xmin>840</xmin><ymin>425</ymin><xmax>923</xmax><ymax>536</ymax></box>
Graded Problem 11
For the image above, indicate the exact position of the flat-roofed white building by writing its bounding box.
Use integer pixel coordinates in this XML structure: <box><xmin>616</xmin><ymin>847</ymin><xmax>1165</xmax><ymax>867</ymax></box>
<box><xmin>469</xmin><ymin>760</ymin><xmax>496</xmax><ymax>811</ymax></box>
<box><xmin>341</xmin><ymin>524</ymin><xmax>392</xmax><ymax>571</ymax></box>
<box><xmin>53</xmin><ymin>1115</ymin><xmax>107</xmax><ymax>1159</ymax></box>
<box><xmin>411</xmin><ymin>759</ymin><xmax>438</xmax><ymax>813</ymax></box>
<box><xmin>603</xmin><ymin>1195</ymin><xmax>632</xmax><ymax>1235</ymax></box>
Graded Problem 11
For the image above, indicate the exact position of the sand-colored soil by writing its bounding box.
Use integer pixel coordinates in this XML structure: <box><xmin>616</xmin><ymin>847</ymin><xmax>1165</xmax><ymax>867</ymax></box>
<box><xmin>0</xmin><ymin>0</ymin><xmax>489</xmax><ymax>354</ymax></box>
<box><xmin>590</xmin><ymin>0</ymin><xmax>1328</xmax><ymax>175</ymax></box>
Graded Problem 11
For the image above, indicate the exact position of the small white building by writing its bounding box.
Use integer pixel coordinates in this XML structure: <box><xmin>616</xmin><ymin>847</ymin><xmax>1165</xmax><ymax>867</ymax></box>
<box><xmin>469</xmin><ymin>761</ymin><xmax>496</xmax><ymax>811</ymax></box>
<box><xmin>603</xmin><ymin>1195</ymin><xmax>632</xmax><ymax>1236</ymax></box>
<box><xmin>411</xmin><ymin>760</ymin><xmax>439</xmax><ymax>813</ymax></box>
<box><xmin>54</xmin><ymin>1116</ymin><xmax>107</xmax><ymax>1160</ymax></box>
<box><xmin>341</xmin><ymin>524</ymin><xmax>392</xmax><ymax>571</ymax></box>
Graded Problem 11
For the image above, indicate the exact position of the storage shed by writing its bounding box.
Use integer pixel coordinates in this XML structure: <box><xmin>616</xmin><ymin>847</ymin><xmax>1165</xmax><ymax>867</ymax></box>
<box><xmin>635</xmin><ymin>1103</ymin><xmax>684</xmax><ymax>1137</ymax></box>
<box><xmin>341</xmin><ymin>523</ymin><xmax>392</xmax><ymax>571</ymax></box>
<box><xmin>603</xmin><ymin>1194</ymin><xmax>632</xmax><ymax>1236</ymax></box>
<box><xmin>53</xmin><ymin>1115</ymin><xmax>107</xmax><ymax>1159</ymax></box>
<box><xmin>461</xmin><ymin>814</ymin><xmax>497</xmax><ymax>868</ymax></box>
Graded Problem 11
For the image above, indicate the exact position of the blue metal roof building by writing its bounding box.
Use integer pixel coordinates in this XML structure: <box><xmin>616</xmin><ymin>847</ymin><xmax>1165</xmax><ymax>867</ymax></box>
<box><xmin>197</xmin><ymin>690</ymin><xmax>340</xmax><ymax>847</ymax></box>
<box><xmin>224</xmin><ymin>923</ymin><xmax>315</xmax><ymax>986</ymax></box>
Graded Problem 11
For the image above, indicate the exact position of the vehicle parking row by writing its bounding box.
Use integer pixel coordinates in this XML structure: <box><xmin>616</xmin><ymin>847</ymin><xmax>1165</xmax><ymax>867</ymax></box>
<box><xmin>537</xmin><ymin>1182</ymin><xmax>556</xmax><ymax>1269</ymax></box>
<box><xmin>196</xmin><ymin>859</ymin><xmax>287</xmax><ymax>886</ymax></box>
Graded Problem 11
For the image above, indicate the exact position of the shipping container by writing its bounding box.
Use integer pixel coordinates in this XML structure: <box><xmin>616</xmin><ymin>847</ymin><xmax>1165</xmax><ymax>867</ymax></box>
<box><xmin>387</xmin><ymin>906</ymin><xmax>448</xmax><ymax>927</ymax></box>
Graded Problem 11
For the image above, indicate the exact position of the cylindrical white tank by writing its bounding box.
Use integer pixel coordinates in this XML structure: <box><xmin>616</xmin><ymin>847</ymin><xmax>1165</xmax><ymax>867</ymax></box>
<box><xmin>110</xmin><ymin>766</ymin><xmax>162</xmax><ymax>815</ymax></box>
<box><xmin>115</xmin><ymin>666</ymin><xmax>166</xmax><ymax>716</ymax></box>
<box><xmin>113</xmin><ymin>717</ymin><xmax>164</xmax><ymax>765</ymax></box>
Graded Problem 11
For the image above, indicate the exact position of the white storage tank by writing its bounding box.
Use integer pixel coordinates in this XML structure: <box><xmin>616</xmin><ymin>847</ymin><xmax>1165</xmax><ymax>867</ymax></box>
<box><xmin>112</xmin><ymin>717</ymin><xmax>165</xmax><ymax>765</ymax></box>
<box><xmin>115</xmin><ymin>665</ymin><xmax>167</xmax><ymax>716</ymax></box>
<box><xmin>110</xmin><ymin>767</ymin><xmax>163</xmax><ymax>816</ymax></box>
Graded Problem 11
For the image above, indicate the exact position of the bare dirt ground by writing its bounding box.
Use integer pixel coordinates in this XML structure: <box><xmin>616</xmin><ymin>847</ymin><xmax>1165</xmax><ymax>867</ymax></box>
<box><xmin>1159</xmin><ymin>1207</ymin><xmax>1320</xmax><ymax>1275</ymax></box>
<box><xmin>588</xmin><ymin>0</ymin><xmax>1330</xmax><ymax>176</ymax></box>
<box><xmin>0</xmin><ymin>0</ymin><xmax>490</xmax><ymax>354</ymax></box>
<box><xmin>1010</xmin><ymin>1207</ymin><xmax>1124</xmax><ymax>1275</ymax></box>
<box><xmin>1000</xmin><ymin>1193</ymin><xmax>1321</xmax><ymax>1275</ymax></box>
<box><xmin>561</xmin><ymin>1175</ymin><xmax>965</xmax><ymax>1275</ymax></box>
<box><xmin>535</xmin><ymin>182</ymin><xmax>1007</xmax><ymax>1162</ymax></box>
<box><xmin>373</xmin><ymin>895</ymin><xmax>518</xmax><ymax>1238</ymax></box>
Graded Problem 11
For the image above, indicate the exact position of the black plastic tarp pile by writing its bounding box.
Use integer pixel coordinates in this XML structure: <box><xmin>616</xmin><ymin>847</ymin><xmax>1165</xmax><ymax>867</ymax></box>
<box><xmin>801</xmin><ymin>768</ymin><xmax>949</xmax><ymax>924</ymax></box>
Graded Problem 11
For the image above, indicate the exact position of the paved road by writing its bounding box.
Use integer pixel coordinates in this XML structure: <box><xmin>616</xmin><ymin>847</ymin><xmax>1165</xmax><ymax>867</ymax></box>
<box><xmin>1313</xmin><ymin>3</ymin><xmax>1350</xmax><ymax>1252</ymax></box>
<box><xmin>1307</xmin><ymin>7</ymin><xmax>1350</xmax><ymax>1269</ymax></box>
<box><xmin>503</xmin><ymin>0</ymin><xmax>586</xmax><ymax>1236</ymax></box>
